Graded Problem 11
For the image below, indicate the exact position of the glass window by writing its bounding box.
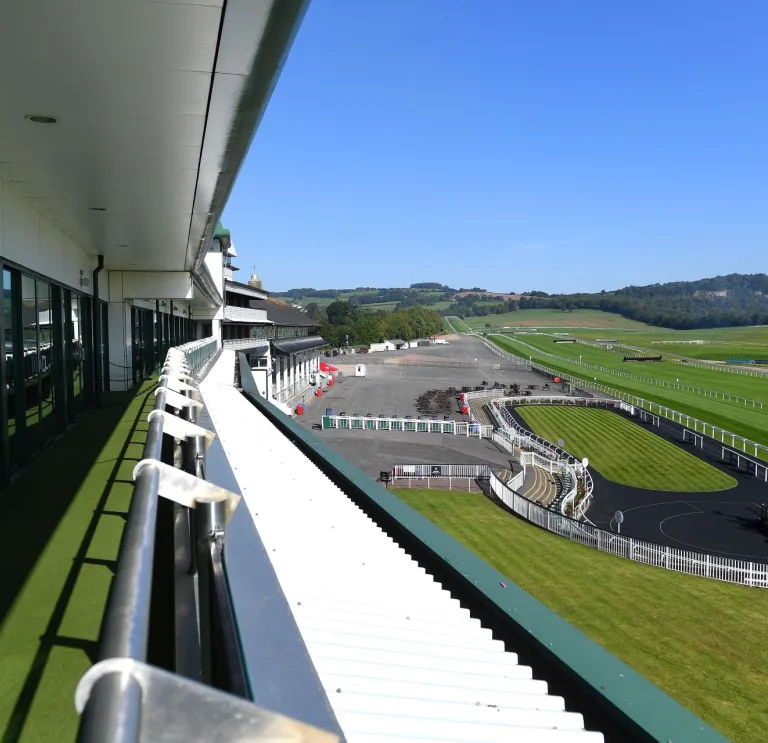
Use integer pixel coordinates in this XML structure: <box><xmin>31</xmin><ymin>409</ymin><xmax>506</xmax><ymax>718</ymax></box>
<box><xmin>37</xmin><ymin>280</ymin><xmax>55</xmax><ymax>447</ymax></box>
<box><xmin>4</xmin><ymin>269</ymin><xmax>17</xmax><ymax>469</ymax></box>
<box><xmin>21</xmin><ymin>276</ymin><xmax>40</xmax><ymax>460</ymax></box>
<box><xmin>69</xmin><ymin>293</ymin><xmax>83</xmax><ymax>418</ymax></box>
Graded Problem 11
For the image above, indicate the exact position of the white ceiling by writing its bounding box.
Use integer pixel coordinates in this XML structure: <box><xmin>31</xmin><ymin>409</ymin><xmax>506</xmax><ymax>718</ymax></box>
<box><xmin>0</xmin><ymin>0</ymin><xmax>250</xmax><ymax>272</ymax></box>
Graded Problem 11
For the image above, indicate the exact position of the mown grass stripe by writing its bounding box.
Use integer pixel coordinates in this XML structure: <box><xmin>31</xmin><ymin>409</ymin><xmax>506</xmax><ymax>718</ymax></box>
<box><xmin>516</xmin><ymin>406</ymin><xmax>736</xmax><ymax>491</ymax></box>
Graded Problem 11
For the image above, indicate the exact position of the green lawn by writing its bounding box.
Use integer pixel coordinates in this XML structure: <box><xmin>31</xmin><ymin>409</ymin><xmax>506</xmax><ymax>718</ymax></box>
<box><xmin>462</xmin><ymin>309</ymin><xmax>651</xmax><ymax>329</ymax></box>
<box><xmin>445</xmin><ymin>316</ymin><xmax>472</xmax><ymax>333</ymax></box>
<box><xmin>516</xmin><ymin>406</ymin><xmax>735</xmax><ymax>491</ymax></box>
<box><xmin>393</xmin><ymin>488</ymin><xmax>768</xmax><ymax>743</ymax></box>
<box><xmin>512</xmin><ymin>332</ymin><xmax>768</xmax><ymax>401</ymax></box>
<box><xmin>491</xmin><ymin>334</ymin><xmax>768</xmax><ymax>452</ymax></box>
<box><xmin>571</xmin><ymin>326</ymin><xmax>768</xmax><ymax>363</ymax></box>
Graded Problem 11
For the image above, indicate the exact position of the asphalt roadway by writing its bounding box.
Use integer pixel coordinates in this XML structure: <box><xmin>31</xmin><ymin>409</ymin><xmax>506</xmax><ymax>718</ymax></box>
<box><xmin>295</xmin><ymin>335</ymin><xmax>556</xmax><ymax>478</ymax></box>
<box><xmin>507</xmin><ymin>405</ymin><xmax>768</xmax><ymax>564</ymax></box>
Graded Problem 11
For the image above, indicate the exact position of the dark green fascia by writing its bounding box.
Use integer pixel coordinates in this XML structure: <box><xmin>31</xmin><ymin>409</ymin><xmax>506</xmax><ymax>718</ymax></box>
<box><xmin>214</xmin><ymin>222</ymin><xmax>231</xmax><ymax>240</ymax></box>
<box><xmin>236</xmin><ymin>353</ymin><xmax>728</xmax><ymax>743</ymax></box>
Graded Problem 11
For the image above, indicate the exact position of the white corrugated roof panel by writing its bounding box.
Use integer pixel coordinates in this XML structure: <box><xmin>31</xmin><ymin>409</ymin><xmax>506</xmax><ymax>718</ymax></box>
<box><xmin>200</xmin><ymin>350</ymin><xmax>605</xmax><ymax>743</ymax></box>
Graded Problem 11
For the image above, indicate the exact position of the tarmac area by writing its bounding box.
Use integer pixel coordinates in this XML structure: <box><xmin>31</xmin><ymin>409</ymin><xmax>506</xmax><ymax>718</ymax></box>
<box><xmin>295</xmin><ymin>335</ymin><xmax>556</xmax><ymax>478</ymax></box>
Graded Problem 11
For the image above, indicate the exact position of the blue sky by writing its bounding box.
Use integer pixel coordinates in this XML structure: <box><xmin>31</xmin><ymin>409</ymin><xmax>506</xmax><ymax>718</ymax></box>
<box><xmin>222</xmin><ymin>0</ymin><xmax>767</xmax><ymax>294</ymax></box>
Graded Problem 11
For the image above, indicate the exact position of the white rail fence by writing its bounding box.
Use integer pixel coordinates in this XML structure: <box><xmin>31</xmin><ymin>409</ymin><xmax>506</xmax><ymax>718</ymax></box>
<box><xmin>393</xmin><ymin>463</ymin><xmax>491</xmax><ymax>478</ymax></box>
<box><xmin>483</xmin><ymin>335</ymin><xmax>768</xmax><ymax>462</ymax></box>
<box><xmin>488</xmin><ymin>469</ymin><xmax>768</xmax><ymax>588</ymax></box>
<box><xmin>322</xmin><ymin>414</ymin><xmax>493</xmax><ymax>438</ymax></box>
<box><xmin>465</xmin><ymin>390</ymin><xmax>595</xmax><ymax>519</ymax></box>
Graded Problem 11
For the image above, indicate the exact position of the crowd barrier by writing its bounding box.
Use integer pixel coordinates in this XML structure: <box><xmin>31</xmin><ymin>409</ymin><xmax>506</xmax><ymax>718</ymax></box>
<box><xmin>322</xmin><ymin>414</ymin><xmax>493</xmax><ymax>438</ymax></box>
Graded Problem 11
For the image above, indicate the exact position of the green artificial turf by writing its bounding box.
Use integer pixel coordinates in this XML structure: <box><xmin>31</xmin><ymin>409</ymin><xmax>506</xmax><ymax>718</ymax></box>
<box><xmin>517</xmin><ymin>405</ymin><xmax>736</xmax><ymax>491</ymax></box>
<box><xmin>393</xmin><ymin>487</ymin><xmax>768</xmax><ymax>743</ymax></box>
<box><xmin>0</xmin><ymin>382</ymin><xmax>156</xmax><ymax>743</ymax></box>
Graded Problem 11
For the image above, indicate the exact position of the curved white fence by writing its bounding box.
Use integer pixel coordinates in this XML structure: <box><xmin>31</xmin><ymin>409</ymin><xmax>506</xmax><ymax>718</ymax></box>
<box><xmin>488</xmin><ymin>469</ymin><xmax>768</xmax><ymax>588</ymax></box>
<box><xmin>466</xmin><ymin>390</ymin><xmax>596</xmax><ymax>518</ymax></box>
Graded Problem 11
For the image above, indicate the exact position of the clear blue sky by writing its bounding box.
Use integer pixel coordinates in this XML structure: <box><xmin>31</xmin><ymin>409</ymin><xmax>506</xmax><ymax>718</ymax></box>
<box><xmin>222</xmin><ymin>0</ymin><xmax>767</xmax><ymax>294</ymax></box>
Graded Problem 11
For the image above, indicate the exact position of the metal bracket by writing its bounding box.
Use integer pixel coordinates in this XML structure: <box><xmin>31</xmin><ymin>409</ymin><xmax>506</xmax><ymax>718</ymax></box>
<box><xmin>75</xmin><ymin>658</ymin><xmax>339</xmax><ymax>743</ymax></box>
<box><xmin>147</xmin><ymin>410</ymin><xmax>215</xmax><ymax>449</ymax></box>
<box><xmin>159</xmin><ymin>374</ymin><xmax>198</xmax><ymax>394</ymax></box>
<box><xmin>156</xmin><ymin>387</ymin><xmax>203</xmax><ymax>412</ymax></box>
<box><xmin>133</xmin><ymin>460</ymin><xmax>240</xmax><ymax>522</ymax></box>
<box><xmin>162</xmin><ymin>366</ymin><xmax>194</xmax><ymax>382</ymax></box>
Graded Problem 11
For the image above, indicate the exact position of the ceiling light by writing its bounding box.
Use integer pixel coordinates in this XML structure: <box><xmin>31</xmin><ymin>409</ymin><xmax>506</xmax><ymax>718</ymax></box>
<box><xmin>25</xmin><ymin>114</ymin><xmax>58</xmax><ymax>124</ymax></box>
<box><xmin>89</xmin><ymin>207</ymin><xmax>107</xmax><ymax>212</ymax></box>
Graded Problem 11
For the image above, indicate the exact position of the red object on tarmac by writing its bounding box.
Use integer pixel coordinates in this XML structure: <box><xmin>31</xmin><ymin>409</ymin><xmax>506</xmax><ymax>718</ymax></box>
<box><xmin>320</xmin><ymin>361</ymin><xmax>338</xmax><ymax>373</ymax></box>
<box><xmin>554</xmin><ymin>377</ymin><xmax>561</xmax><ymax>383</ymax></box>
<box><xmin>459</xmin><ymin>393</ymin><xmax>465</xmax><ymax>401</ymax></box>
<box><xmin>316</xmin><ymin>388</ymin><xmax>323</xmax><ymax>397</ymax></box>
<box><xmin>462</xmin><ymin>405</ymin><xmax>469</xmax><ymax>415</ymax></box>
<box><xmin>296</xmin><ymin>404</ymin><xmax>304</xmax><ymax>415</ymax></box>
<box><xmin>328</xmin><ymin>377</ymin><xmax>334</xmax><ymax>387</ymax></box>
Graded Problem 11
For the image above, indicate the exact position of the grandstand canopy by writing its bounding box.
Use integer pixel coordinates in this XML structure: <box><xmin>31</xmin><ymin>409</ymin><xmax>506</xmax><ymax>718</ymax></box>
<box><xmin>0</xmin><ymin>0</ymin><xmax>304</xmax><ymax>273</ymax></box>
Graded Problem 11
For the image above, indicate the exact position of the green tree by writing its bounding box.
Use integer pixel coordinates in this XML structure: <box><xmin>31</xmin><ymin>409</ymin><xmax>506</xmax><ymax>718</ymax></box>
<box><xmin>351</xmin><ymin>314</ymin><xmax>384</xmax><ymax>345</ymax></box>
<box><xmin>326</xmin><ymin>300</ymin><xmax>357</xmax><ymax>326</ymax></box>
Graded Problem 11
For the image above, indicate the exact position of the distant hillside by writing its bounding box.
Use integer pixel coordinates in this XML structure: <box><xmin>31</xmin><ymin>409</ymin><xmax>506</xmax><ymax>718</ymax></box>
<box><xmin>540</xmin><ymin>274</ymin><xmax>768</xmax><ymax>329</ymax></box>
<box><xmin>275</xmin><ymin>274</ymin><xmax>768</xmax><ymax>330</ymax></box>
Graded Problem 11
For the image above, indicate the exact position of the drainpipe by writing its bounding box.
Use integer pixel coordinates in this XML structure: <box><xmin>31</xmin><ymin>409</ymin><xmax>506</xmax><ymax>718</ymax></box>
<box><xmin>93</xmin><ymin>255</ymin><xmax>105</xmax><ymax>406</ymax></box>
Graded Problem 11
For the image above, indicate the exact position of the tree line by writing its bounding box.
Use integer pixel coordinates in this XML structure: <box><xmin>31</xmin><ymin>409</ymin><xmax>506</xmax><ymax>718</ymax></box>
<box><xmin>309</xmin><ymin>300</ymin><xmax>444</xmax><ymax>347</ymax></box>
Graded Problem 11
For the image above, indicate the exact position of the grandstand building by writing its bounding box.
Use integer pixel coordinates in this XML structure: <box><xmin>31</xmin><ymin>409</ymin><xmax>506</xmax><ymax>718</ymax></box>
<box><xmin>0</xmin><ymin>3</ymin><xmax>725</xmax><ymax>743</ymax></box>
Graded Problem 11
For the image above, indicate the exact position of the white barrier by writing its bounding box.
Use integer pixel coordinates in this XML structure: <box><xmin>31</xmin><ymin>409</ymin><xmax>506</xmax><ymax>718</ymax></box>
<box><xmin>393</xmin><ymin>463</ymin><xmax>491</xmax><ymax>478</ymax></box>
<box><xmin>488</xmin><ymin>470</ymin><xmax>768</xmax><ymax>588</ymax></box>
<box><xmin>322</xmin><ymin>414</ymin><xmax>493</xmax><ymax>438</ymax></box>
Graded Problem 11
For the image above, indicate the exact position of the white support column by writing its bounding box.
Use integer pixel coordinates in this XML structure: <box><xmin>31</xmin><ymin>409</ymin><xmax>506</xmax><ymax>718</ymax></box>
<box><xmin>107</xmin><ymin>301</ymin><xmax>132</xmax><ymax>391</ymax></box>
<box><xmin>289</xmin><ymin>354</ymin><xmax>295</xmax><ymax>392</ymax></box>
<box><xmin>274</xmin><ymin>355</ymin><xmax>282</xmax><ymax>394</ymax></box>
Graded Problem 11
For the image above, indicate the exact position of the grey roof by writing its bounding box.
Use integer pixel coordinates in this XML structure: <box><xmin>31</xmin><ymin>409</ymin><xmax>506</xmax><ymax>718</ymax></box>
<box><xmin>225</xmin><ymin>279</ymin><xmax>269</xmax><ymax>300</ymax></box>
<box><xmin>272</xmin><ymin>336</ymin><xmax>328</xmax><ymax>354</ymax></box>
<box><xmin>389</xmin><ymin>339</ymin><xmax>406</xmax><ymax>345</ymax></box>
<box><xmin>251</xmin><ymin>298</ymin><xmax>320</xmax><ymax>327</ymax></box>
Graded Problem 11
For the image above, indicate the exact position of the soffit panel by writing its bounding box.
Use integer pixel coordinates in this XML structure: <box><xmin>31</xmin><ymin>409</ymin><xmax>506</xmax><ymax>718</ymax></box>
<box><xmin>0</xmin><ymin>0</ymin><xmax>222</xmax><ymax>271</ymax></box>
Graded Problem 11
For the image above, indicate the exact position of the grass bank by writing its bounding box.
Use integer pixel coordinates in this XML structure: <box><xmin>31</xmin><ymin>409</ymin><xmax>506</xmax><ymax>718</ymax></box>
<box><xmin>394</xmin><ymin>487</ymin><xmax>768</xmax><ymax>742</ymax></box>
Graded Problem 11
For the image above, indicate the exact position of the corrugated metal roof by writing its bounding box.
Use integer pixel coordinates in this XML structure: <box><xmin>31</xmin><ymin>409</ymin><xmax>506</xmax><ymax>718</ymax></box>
<box><xmin>272</xmin><ymin>336</ymin><xmax>328</xmax><ymax>354</ymax></box>
<box><xmin>200</xmin><ymin>351</ymin><xmax>605</xmax><ymax>743</ymax></box>
<box><xmin>251</xmin><ymin>298</ymin><xmax>321</xmax><ymax>327</ymax></box>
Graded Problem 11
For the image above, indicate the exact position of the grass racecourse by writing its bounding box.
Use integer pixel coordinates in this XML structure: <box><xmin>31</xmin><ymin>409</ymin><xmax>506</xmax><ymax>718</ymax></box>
<box><xmin>516</xmin><ymin>406</ymin><xmax>736</xmax><ymax>491</ymax></box>
<box><xmin>394</xmin><ymin>487</ymin><xmax>768</xmax><ymax>743</ymax></box>
<box><xmin>488</xmin><ymin>333</ymin><xmax>768</xmax><ymax>453</ymax></box>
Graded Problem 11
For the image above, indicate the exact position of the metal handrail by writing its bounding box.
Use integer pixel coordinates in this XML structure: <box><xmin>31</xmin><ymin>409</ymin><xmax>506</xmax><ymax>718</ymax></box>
<box><xmin>77</xmin><ymin>337</ymin><xmax>217</xmax><ymax>743</ymax></box>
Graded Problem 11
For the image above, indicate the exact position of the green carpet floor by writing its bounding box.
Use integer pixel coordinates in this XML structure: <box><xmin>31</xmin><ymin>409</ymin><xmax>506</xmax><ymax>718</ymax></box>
<box><xmin>0</xmin><ymin>382</ymin><xmax>157</xmax><ymax>743</ymax></box>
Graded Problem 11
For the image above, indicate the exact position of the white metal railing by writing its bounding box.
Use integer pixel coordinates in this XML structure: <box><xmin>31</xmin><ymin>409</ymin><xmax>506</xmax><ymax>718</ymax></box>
<box><xmin>223</xmin><ymin>306</ymin><xmax>270</xmax><ymax>323</ymax></box>
<box><xmin>322</xmin><ymin>414</ymin><xmax>493</xmax><ymax>438</ymax></box>
<box><xmin>393</xmin><ymin>463</ymin><xmax>491</xmax><ymax>478</ymax></box>
<box><xmin>472</xmin><ymin>394</ymin><xmax>594</xmax><ymax>517</ymax></box>
<box><xmin>488</xmin><ymin>469</ymin><xmax>768</xmax><ymax>588</ymax></box>
<box><xmin>485</xmin><ymin>335</ymin><xmax>768</xmax><ymax>462</ymax></box>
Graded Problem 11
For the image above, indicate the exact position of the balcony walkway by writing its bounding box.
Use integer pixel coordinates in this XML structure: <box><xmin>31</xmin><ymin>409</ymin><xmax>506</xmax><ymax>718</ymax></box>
<box><xmin>201</xmin><ymin>350</ymin><xmax>604</xmax><ymax>743</ymax></box>
<box><xmin>0</xmin><ymin>382</ymin><xmax>157</xmax><ymax>743</ymax></box>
